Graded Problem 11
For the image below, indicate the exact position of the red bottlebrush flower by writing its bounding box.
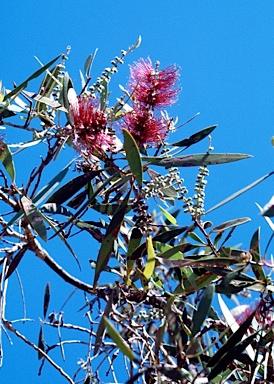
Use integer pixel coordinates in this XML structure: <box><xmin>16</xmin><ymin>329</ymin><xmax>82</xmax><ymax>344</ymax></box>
<box><xmin>122</xmin><ymin>108</ymin><xmax>170</xmax><ymax>146</ymax></box>
<box><xmin>231</xmin><ymin>299</ymin><xmax>273</xmax><ymax>327</ymax></box>
<box><xmin>68</xmin><ymin>89</ymin><xmax>115</xmax><ymax>157</ymax></box>
<box><xmin>128</xmin><ymin>58</ymin><xmax>180</xmax><ymax>109</ymax></box>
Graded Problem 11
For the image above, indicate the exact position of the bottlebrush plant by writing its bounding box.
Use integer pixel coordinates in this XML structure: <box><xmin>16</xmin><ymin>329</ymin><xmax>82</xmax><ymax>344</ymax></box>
<box><xmin>0</xmin><ymin>38</ymin><xmax>273</xmax><ymax>383</ymax></box>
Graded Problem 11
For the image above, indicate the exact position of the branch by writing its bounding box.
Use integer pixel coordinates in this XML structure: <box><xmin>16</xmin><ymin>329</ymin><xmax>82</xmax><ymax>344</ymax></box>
<box><xmin>25</xmin><ymin>225</ymin><xmax>95</xmax><ymax>293</ymax></box>
<box><xmin>3</xmin><ymin>320</ymin><xmax>75</xmax><ymax>384</ymax></box>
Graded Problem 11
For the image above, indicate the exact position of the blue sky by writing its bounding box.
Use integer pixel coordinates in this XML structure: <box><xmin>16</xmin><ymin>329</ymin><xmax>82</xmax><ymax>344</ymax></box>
<box><xmin>1</xmin><ymin>1</ymin><xmax>273</xmax><ymax>383</ymax></box>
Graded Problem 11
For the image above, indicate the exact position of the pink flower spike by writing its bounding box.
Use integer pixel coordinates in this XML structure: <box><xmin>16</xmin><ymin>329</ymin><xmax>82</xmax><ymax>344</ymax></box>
<box><xmin>128</xmin><ymin>58</ymin><xmax>180</xmax><ymax>109</ymax></box>
<box><xmin>122</xmin><ymin>108</ymin><xmax>169</xmax><ymax>146</ymax></box>
<box><xmin>68</xmin><ymin>89</ymin><xmax>115</xmax><ymax>157</ymax></box>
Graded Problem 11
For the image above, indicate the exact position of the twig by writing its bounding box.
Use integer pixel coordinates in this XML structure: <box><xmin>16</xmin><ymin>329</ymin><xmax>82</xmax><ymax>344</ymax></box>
<box><xmin>25</xmin><ymin>225</ymin><xmax>94</xmax><ymax>293</ymax></box>
<box><xmin>3</xmin><ymin>319</ymin><xmax>75</xmax><ymax>384</ymax></box>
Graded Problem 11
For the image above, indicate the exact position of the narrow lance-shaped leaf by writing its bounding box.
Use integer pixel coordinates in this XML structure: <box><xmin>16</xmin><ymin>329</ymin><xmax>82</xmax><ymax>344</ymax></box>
<box><xmin>91</xmin><ymin>203</ymin><xmax>132</xmax><ymax>215</ymax></box>
<box><xmin>21</xmin><ymin>196</ymin><xmax>48</xmax><ymax>242</ymax></box>
<box><xmin>130</xmin><ymin>226</ymin><xmax>189</xmax><ymax>261</ymax></box>
<box><xmin>6</xmin><ymin>161</ymin><xmax>73</xmax><ymax>229</ymax></box>
<box><xmin>38</xmin><ymin>326</ymin><xmax>45</xmax><ymax>360</ymax></box>
<box><xmin>208</xmin><ymin>332</ymin><xmax>257</xmax><ymax>381</ymax></box>
<box><xmin>93</xmin><ymin>292</ymin><xmax>113</xmax><ymax>356</ymax></box>
<box><xmin>93</xmin><ymin>190</ymin><xmax>130</xmax><ymax>286</ymax></box>
<box><xmin>84</xmin><ymin>49</ymin><xmax>97</xmax><ymax>78</ymax></box>
<box><xmin>211</xmin><ymin>217</ymin><xmax>251</xmax><ymax>232</ymax></box>
<box><xmin>206</xmin><ymin>171</ymin><xmax>274</xmax><ymax>214</ymax></box>
<box><xmin>43</xmin><ymin>283</ymin><xmax>50</xmax><ymax>319</ymax></box>
<box><xmin>143</xmin><ymin>236</ymin><xmax>156</xmax><ymax>280</ymax></box>
<box><xmin>40</xmin><ymin>203</ymin><xmax>73</xmax><ymax>217</ymax></box>
<box><xmin>49</xmin><ymin>170</ymin><xmax>121</xmax><ymax>239</ymax></box>
<box><xmin>0</xmin><ymin>141</ymin><xmax>15</xmax><ymax>182</ymax></box>
<box><xmin>158</xmin><ymin>243</ymin><xmax>193</xmax><ymax>260</ymax></box>
<box><xmin>207</xmin><ymin>301</ymin><xmax>256</xmax><ymax>368</ymax></box>
<box><xmin>260</xmin><ymin>195</ymin><xmax>274</xmax><ymax>217</ymax></box>
<box><xmin>157</xmin><ymin>256</ymin><xmax>240</xmax><ymax>269</ymax></box>
<box><xmin>5</xmin><ymin>246</ymin><xmax>27</xmax><ymax>279</ymax></box>
<box><xmin>255</xmin><ymin>202</ymin><xmax>274</xmax><ymax>231</ymax></box>
<box><xmin>41</xmin><ymin>211</ymin><xmax>81</xmax><ymax>269</ymax></box>
<box><xmin>191</xmin><ymin>285</ymin><xmax>215</xmax><ymax>337</ymax></box>
<box><xmin>104</xmin><ymin>317</ymin><xmax>137</xmax><ymax>361</ymax></box>
<box><xmin>33</xmin><ymin>160</ymin><xmax>73</xmax><ymax>206</ymax></box>
<box><xmin>126</xmin><ymin>227</ymin><xmax>143</xmax><ymax>276</ymax></box>
<box><xmin>99</xmin><ymin>80</ymin><xmax>108</xmax><ymax>110</ymax></box>
<box><xmin>3</xmin><ymin>54</ymin><xmax>62</xmax><ymax>102</ymax></box>
<box><xmin>143</xmin><ymin>153</ymin><xmax>252</xmax><ymax>168</ymax></box>
<box><xmin>158</xmin><ymin>205</ymin><xmax>177</xmax><ymax>225</ymax></box>
<box><xmin>62</xmin><ymin>72</ymin><xmax>74</xmax><ymax>126</ymax></box>
<box><xmin>170</xmin><ymin>125</ymin><xmax>217</xmax><ymax>147</ymax></box>
<box><xmin>47</xmin><ymin>170</ymin><xmax>102</xmax><ymax>204</ymax></box>
<box><xmin>23</xmin><ymin>91</ymin><xmax>66</xmax><ymax>111</ymax></box>
<box><xmin>249</xmin><ymin>227</ymin><xmax>266</xmax><ymax>281</ymax></box>
<box><xmin>123</xmin><ymin>129</ymin><xmax>143</xmax><ymax>188</ymax></box>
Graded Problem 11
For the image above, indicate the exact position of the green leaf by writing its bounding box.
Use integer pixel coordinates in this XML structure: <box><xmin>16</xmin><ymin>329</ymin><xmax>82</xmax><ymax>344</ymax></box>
<box><xmin>158</xmin><ymin>243</ymin><xmax>193</xmax><ymax>260</ymax></box>
<box><xmin>5</xmin><ymin>246</ymin><xmax>27</xmax><ymax>279</ymax></box>
<box><xmin>249</xmin><ymin>227</ymin><xmax>266</xmax><ymax>281</ymax></box>
<box><xmin>40</xmin><ymin>203</ymin><xmax>73</xmax><ymax>217</ymax></box>
<box><xmin>260</xmin><ymin>196</ymin><xmax>274</xmax><ymax>217</ymax></box>
<box><xmin>38</xmin><ymin>326</ymin><xmax>45</xmax><ymax>360</ymax></box>
<box><xmin>104</xmin><ymin>317</ymin><xmax>137</xmax><ymax>361</ymax></box>
<box><xmin>84</xmin><ymin>50</ymin><xmax>97</xmax><ymax>78</ymax></box>
<box><xmin>0</xmin><ymin>141</ymin><xmax>15</xmax><ymax>181</ymax></box>
<box><xmin>123</xmin><ymin>129</ymin><xmax>143</xmax><ymax>188</ymax></box>
<box><xmin>157</xmin><ymin>256</ymin><xmax>239</xmax><ymax>269</ymax></box>
<box><xmin>191</xmin><ymin>285</ymin><xmax>215</xmax><ymax>336</ymax></box>
<box><xmin>256</xmin><ymin>202</ymin><xmax>274</xmax><ymax>231</ymax></box>
<box><xmin>207</xmin><ymin>304</ymin><xmax>256</xmax><ymax>368</ymax></box>
<box><xmin>6</xmin><ymin>161</ymin><xmax>72</xmax><ymax>229</ymax></box>
<box><xmin>9</xmin><ymin>138</ymin><xmax>43</xmax><ymax>150</ymax></box>
<box><xmin>185</xmin><ymin>272</ymin><xmax>217</xmax><ymax>293</ymax></box>
<box><xmin>126</xmin><ymin>227</ymin><xmax>143</xmax><ymax>275</ymax></box>
<box><xmin>43</xmin><ymin>283</ymin><xmax>50</xmax><ymax>319</ymax></box>
<box><xmin>208</xmin><ymin>333</ymin><xmax>257</xmax><ymax>381</ymax></box>
<box><xmin>206</xmin><ymin>171</ymin><xmax>274</xmax><ymax>214</ymax></box>
<box><xmin>50</xmin><ymin>171</ymin><xmax>121</xmax><ymax>239</ymax></box>
<box><xmin>143</xmin><ymin>236</ymin><xmax>155</xmax><ymax>280</ymax></box>
<box><xmin>24</xmin><ymin>91</ymin><xmax>66</xmax><ymax>111</ymax></box>
<box><xmin>130</xmin><ymin>226</ymin><xmax>189</xmax><ymax>261</ymax></box>
<box><xmin>158</xmin><ymin>205</ymin><xmax>177</xmax><ymax>225</ymax></box>
<box><xmin>99</xmin><ymin>80</ymin><xmax>108</xmax><ymax>110</ymax></box>
<box><xmin>42</xmin><ymin>212</ymin><xmax>81</xmax><ymax>269</ymax></box>
<box><xmin>188</xmin><ymin>232</ymin><xmax>206</xmax><ymax>244</ymax></box>
<box><xmin>35</xmin><ymin>62</ymin><xmax>65</xmax><ymax>116</ymax></box>
<box><xmin>33</xmin><ymin>161</ymin><xmax>73</xmax><ymax>206</ymax></box>
<box><xmin>93</xmin><ymin>291</ymin><xmax>113</xmax><ymax>356</ymax></box>
<box><xmin>92</xmin><ymin>203</ymin><xmax>132</xmax><ymax>215</ymax></box>
<box><xmin>143</xmin><ymin>153</ymin><xmax>252</xmax><ymax>168</ymax></box>
<box><xmin>47</xmin><ymin>170</ymin><xmax>101</xmax><ymax>204</ymax></box>
<box><xmin>170</xmin><ymin>125</ymin><xmax>217</xmax><ymax>147</ymax></box>
<box><xmin>21</xmin><ymin>196</ymin><xmax>48</xmax><ymax>242</ymax></box>
<box><xmin>211</xmin><ymin>217</ymin><xmax>251</xmax><ymax>232</ymax></box>
<box><xmin>93</xmin><ymin>191</ymin><xmax>130</xmax><ymax>286</ymax></box>
<box><xmin>3</xmin><ymin>54</ymin><xmax>62</xmax><ymax>102</ymax></box>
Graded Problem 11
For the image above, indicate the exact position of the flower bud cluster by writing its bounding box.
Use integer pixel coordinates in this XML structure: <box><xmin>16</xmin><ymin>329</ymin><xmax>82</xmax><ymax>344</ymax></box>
<box><xmin>132</xmin><ymin>196</ymin><xmax>152</xmax><ymax>234</ymax></box>
<box><xmin>143</xmin><ymin>173</ymin><xmax>174</xmax><ymax>199</ymax></box>
<box><xmin>168</xmin><ymin>167</ymin><xmax>188</xmax><ymax>197</ymax></box>
<box><xmin>40</xmin><ymin>51</ymin><xmax>70</xmax><ymax>125</ymax></box>
<box><xmin>89</xmin><ymin>50</ymin><xmax>127</xmax><ymax>94</ymax></box>
<box><xmin>137</xmin><ymin>308</ymin><xmax>164</xmax><ymax>322</ymax></box>
<box><xmin>143</xmin><ymin>168</ymin><xmax>186</xmax><ymax>200</ymax></box>
<box><xmin>192</xmin><ymin>166</ymin><xmax>209</xmax><ymax>217</ymax></box>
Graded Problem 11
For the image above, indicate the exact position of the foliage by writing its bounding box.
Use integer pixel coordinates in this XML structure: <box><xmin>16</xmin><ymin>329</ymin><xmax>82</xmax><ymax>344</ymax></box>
<box><xmin>0</xmin><ymin>39</ymin><xmax>273</xmax><ymax>384</ymax></box>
